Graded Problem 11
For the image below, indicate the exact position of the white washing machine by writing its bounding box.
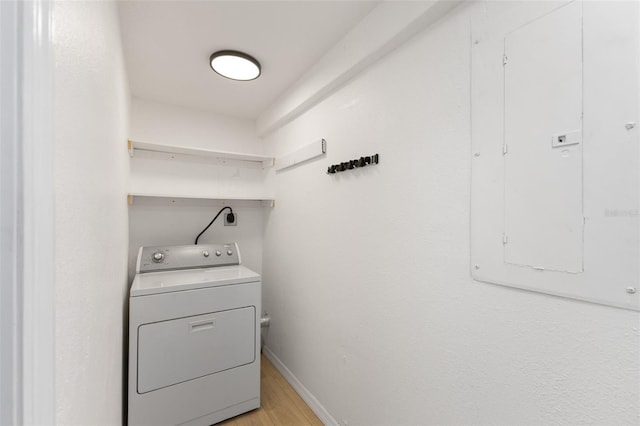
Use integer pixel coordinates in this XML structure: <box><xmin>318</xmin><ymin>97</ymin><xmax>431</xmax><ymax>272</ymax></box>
<box><xmin>128</xmin><ymin>242</ymin><xmax>261</xmax><ymax>426</ymax></box>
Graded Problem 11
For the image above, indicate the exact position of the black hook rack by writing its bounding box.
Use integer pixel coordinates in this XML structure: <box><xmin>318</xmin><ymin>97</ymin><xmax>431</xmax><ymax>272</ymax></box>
<box><xmin>327</xmin><ymin>154</ymin><xmax>379</xmax><ymax>174</ymax></box>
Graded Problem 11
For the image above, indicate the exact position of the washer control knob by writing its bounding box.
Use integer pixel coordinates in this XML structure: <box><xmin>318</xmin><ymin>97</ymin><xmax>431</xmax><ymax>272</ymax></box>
<box><xmin>215</xmin><ymin>250</ymin><xmax>222</xmax><ymax>257</ymax></box>
<box><xmin>227</xmin><ymin>249</ymin><xmax>233</xmax><ymax>256</ymax></box>
<box><xmin>202</xmin><ymin>251</ymin><xmax>209</xmax><ymax>257</ymax></box>
<box><xmin>152</xmin><ymin>252</ymin><xmax>164</xmax><ymax>263</ymax></box>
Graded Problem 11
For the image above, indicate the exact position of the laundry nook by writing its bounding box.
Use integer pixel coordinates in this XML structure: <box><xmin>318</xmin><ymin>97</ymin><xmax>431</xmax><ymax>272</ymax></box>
<box><xmin>1</xmin><ymin>1</ymin><xmax>639</xmax><ymax>425</ymax></box>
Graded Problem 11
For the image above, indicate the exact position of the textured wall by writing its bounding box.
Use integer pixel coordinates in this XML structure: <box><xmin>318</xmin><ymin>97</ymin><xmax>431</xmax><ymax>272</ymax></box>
<box><xmin>262</xmin><ymin>2</ymin><xmax>640</xmax><ymax>425</ymax></box>
<box><xmin>53</xmin><ymin>1</ymin><xmax>130</xmax><ymax>424</ymax></box>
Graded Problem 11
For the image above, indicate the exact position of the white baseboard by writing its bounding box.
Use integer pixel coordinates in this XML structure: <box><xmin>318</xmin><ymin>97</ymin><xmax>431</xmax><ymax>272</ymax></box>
<box><xmin>262</xmin><ymin>346</ymin><xmax>339</xmax><ymax>426</ymax></box>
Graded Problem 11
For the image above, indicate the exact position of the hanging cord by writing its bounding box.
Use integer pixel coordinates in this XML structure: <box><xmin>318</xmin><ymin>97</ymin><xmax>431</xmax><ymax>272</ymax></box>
<box><xmin>194</xmin><ymin>206</ymin><xmax>233</xmax><ymax>245</ymax></box>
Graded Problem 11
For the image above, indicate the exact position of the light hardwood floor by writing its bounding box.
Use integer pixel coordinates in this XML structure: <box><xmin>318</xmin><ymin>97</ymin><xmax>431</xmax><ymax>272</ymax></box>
<box><xmin>218</xmin><ymin>355</ymin><xmax>323</xmax><ymax>426</ymax></box>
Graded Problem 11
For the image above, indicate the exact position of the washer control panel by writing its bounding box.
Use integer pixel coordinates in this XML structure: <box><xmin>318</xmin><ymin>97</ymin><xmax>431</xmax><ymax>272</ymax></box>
<box><xmin>137</xmin><ymin>243</ymin><xmax>240</xmax><ymax>273</ymax></box>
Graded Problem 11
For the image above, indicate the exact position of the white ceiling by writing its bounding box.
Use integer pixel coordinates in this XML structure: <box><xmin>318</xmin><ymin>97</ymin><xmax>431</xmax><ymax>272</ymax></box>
<box><xmin>118</xmin><ymin>1</ymin><xmax>379</xmax><ymax>119</ymax></box>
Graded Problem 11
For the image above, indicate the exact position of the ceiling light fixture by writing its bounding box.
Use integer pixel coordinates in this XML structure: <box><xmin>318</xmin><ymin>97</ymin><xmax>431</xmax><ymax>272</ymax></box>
<box><xmin>209</xmin><ymin>50</ymin><xmax>261</xmax><ymax>81</ymax></box>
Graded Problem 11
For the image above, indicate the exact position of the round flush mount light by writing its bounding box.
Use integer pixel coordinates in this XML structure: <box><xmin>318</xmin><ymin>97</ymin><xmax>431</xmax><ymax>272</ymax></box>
<box><xmin>209</xmin><ymin>50</ymin><xmax>261</xmax><ymax>81</ymax></box>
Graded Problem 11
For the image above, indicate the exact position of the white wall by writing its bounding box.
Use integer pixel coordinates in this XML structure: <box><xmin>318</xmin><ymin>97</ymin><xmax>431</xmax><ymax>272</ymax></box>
<box><xmin>128</xmin><ymin>99</ymin><xmax>267</xmax><ymax>281</ymax></box>
<box><xmin>262</xmin><ymin>2</ymin><xmax>640</xmax><ymax>425</ymax></box>
<box><xmin>130</xmin><ymin>98</ymin><xmax>264</xmax><ymax>154</ymax></box>
<box><xmin>53</xmin><ymin>1</ymin><xmax>130</xmax><ymax>424</ymax></box>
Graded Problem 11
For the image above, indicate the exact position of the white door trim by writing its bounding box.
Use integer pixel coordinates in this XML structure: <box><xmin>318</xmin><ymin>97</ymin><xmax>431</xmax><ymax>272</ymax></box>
<box><xmin>1</xmin><ymin>1</ymin><xmax>24</xmax><ymax>423</ymax></box>
<box><xmin>21</xmin><ymin>0</ymin><xmax>56</xmax><ymax>423</ymax></box>
<box><xmin>1</xmin><ymin>0</ymin><xmax>56</xmax><ymax>424</ymax></box>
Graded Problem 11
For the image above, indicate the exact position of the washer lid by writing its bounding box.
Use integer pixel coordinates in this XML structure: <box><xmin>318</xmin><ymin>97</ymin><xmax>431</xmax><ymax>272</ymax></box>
<box><xmin>130</xmin><ymin>264</ymin><xmax>260</xmax><ymax>297</ymax></box>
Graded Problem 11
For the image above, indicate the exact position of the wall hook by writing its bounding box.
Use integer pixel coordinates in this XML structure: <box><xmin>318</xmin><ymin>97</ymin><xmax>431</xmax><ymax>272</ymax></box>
<box><xmin>327</xmin><ymin>153</ymin><xmax>379</xmax><ymax>174</ymax></box>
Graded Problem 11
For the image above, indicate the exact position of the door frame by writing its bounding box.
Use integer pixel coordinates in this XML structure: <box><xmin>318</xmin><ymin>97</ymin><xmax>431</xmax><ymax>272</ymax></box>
<box><xmin>0</xmin><ymin>0</ymin><xmax>56</xmax><ymax>424</ymax></box>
